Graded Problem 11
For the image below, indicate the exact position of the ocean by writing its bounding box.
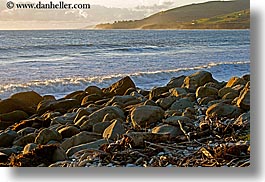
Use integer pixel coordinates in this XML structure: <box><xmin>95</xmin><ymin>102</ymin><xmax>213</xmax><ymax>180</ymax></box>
<box><xmin>0</xmin><ymin>30</ymin><xmax>250</xmax><ymax>99</ymax></box>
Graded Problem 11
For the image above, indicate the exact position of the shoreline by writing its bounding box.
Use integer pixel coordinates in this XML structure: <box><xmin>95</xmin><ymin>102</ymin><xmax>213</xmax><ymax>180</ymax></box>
<box><xmin>0</xmin><ymin>70</ymin><xmax>250</xmax><ymax>167</ymax></box>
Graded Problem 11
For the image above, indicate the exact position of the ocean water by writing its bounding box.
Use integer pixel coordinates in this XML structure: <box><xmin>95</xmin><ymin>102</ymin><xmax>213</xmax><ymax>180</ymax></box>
<box><xmin>0</xmin><ymin>30</ymin><xmax>250</xmax><ymax>99</ymax></box>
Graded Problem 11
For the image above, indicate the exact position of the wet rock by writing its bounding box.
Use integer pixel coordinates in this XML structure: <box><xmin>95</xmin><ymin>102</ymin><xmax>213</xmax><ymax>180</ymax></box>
<box><xmin>152</xmin><ymin>124</ymin><xmax>182</xmax><ymax>137</ymax></box>
<box><xmin>226</xmin><ymin>77</ymin><xmax>247</xmax><ymax>88</ymax></box>
<box><xmin>35</xmin><ymin>128</ymin><xmax>62</xmax><ymax>145</ymax></box>
<box><xmin>102</xmin><ymin>76</ymin><xmax>136</xmax><ymax>97</ymax></box>
<box><xmin>61</xmin><ymin>131</ymin><xmax>102</xmax><ymax>151</ymax></box>
<box><xmin>131</xmin><ymin>105</ymin><xmax>164</xmax><ymax>128</ymax></box>
<box><xmin>58</xmin><ymin>125</ymin><xmax>80</xmax><ymax>138</ymax></box>
<box><xmin>236</xmin><ymin>82</ymin><xmax>250</xmax><ymax>110</ymax></box>
<box><xmin>182</xmin><ymin>71</ymin><xmax>216</xmax><ymax>90</ymax></box>
<box><xmin>66</xmin><ymin>139</ymin><xmax>108</xmax><ymax>157</ymax></box>
<box><xmin>103</xmin><ymin>119</ymin><xmax>125</xmax><ymax>140</ymax></box>
<box><xmin>206</xmin><ymin>103</ymin><xmax>241</xmax><ymax>119</ymax></box>
<box><xmin>170</xmin><ymin>98</ymin><xmax>193</xmax><ymax>111</ymax></box>
<box><xmin>81</xmin><ymin>94</ymin><xmax>103</xmax><ymax>105</ymax></box>
<box><xmin>0</xmin><ymin>130</ymin><xmax>18</xmax><ymax>147</ymax></box>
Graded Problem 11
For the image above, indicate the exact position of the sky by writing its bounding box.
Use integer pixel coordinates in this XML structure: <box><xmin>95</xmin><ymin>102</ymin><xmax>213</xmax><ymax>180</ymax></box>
<box><xmin>0</xmin><ymin>0</ymin><xmax>227</xmax><ymax>29</ymax></box>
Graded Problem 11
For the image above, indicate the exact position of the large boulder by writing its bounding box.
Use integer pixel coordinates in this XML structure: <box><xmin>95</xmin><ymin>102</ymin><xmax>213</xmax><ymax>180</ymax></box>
<box><xmin>102</xmin><ymin>76</ymin><xmax>136</xmax><ymax>97</ymax></box>
<box><xmin>0</xmin><ymin>99</ymin><xmax>33</xmax><ymax>115</ymax></box>
<box><xmin>85</xmin><ymin>86</ymin><xmax>103</xmax><ymax>96</ymax></box>
<box><xmin>0</xmin><ymin>110</ymin><xmax>29</xmax><ymax>123</ymax></box>
<box><xmin>10</xmin><ymin>91</ymin><xmax>42</xmax><ymax>112</ymax></box>
<box><xmin>13</xmin><ymin>133</ymin><xmax>36</xmax><ymax>146</ymax></box>
<box><xmin>58</xmin><ymin>125</ymin><xmax>80</xmax><ymax>138</ymax></box>
<box><xmin>206</xmin><ymin>103</ymin><xmax>241</xmax><ymax>119</ymax></box>
<box><xmin>131</xmin><ymin>105</ymin><xmax>164</xmax><ymax>128</ymax></box>
<box><xmin>170</xmin><ymin>88</ymin><xmax>187</xmax><ymax>97</ymax></box>
<box><xmin>182</xmin><ymin>71</ymin><xmax>216</xmax><ymax>90</ymax></box>
<box><xmin>236</xmin><ymin>82</ymin><xmax>250</xmax><ymax>110</ymax></box>
<box><xmin>156</xmin><ymin>96</ymin><xmax>177</xmax><ymax>110</ymax></box>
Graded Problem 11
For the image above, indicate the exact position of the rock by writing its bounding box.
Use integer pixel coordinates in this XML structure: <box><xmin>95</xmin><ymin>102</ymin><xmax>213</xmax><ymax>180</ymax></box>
<box><xmin>64</xmin><ymin>91</ymin><xmax>86</xmax><ymax>104</ymax></box>
<box><xmin>0</xmin><ymin>110</ymin><xmax>29</xmax><ymax>123</ymax></box>
<box><xmin>226</xmin><ymin>77</ymin><xmax>247</xmax><ymax>87</ymax></box>
<box><xmin>60</xmin><ymin>131</ymin><xmax>102</xmax><ymax>151</ymax></box>
<box><xmin>11</xmin><ymin>117</ymin><xmax>51</xmax><ymax>132</ymax></box>
<box><xmin>58</xmin><ymin>125</ymin><xmax>80</xmax><ymax>138</ymax></box>
<box><xmin>204</xmin><ymin>82</ymin><xmax>223</xmax><ymax>90</ymax></box>
<box><xmin>0</xmin><ymin>147</ymin><xmax>20</xmax><ymax>156</ymax></box>
<box><xmin>143</xmin><ymin>99</ymin><xmax>157</xmax><ymax>106</ymax></box>
<box><xmin>166</xmin><ymin>75</ymin><xmax>186</xmax><ymax>89</ymax></box>
<box><xmin>93</xmin><ymin>121</ymin><xmax>112</xmax><ymax>134</ymax></box>
<box><xmin>242</xmin><ymin>74</ymin><xmax>250</xmax><ymax>82</ymax></box>
<box><xmin>152</xmin><ymin>124</ymin><xmax>182</xmax><ymax>137</ymax></box>
<box><xmin>0</xmin><ymin>121</ymin><xmax>15</xmax><ymax>130</ymax></box>
<box><xmin>76</xmin><ymin>106</ymin><xmax>125</xmax><ymax>131</ymax></box>
<box><xmin>13</xmin><ymin>133</ymin><xmax>36</xmax><ymax>146</ymax></box>
<box><xmin>234</xmin><ymin>111</ymin><xmax>250</xmax><ymax>128</ymax></box>
<box><xmin>52</xmin><ymin>146</ymin><xmax>67</xmax><ymax>162</ymax></box>
<box><xmin>66</xmin><ymin>139</ymin><xmax>108</xmax><ymax>157</ymax></box>
<box><xmin>170</xmin><ymin>98</ymin><xmax>193</xmax><ymax>111</ymax></box>
<box><xmin>17</xmin><ymin>127</ymin><xmax>37</xmax><ymax>137</ymax></box>
<box><xmin>198</xmin><ymin>96</ymin><xmax>216</xmax><ymax>106</ymax></box>
<box><xmin>102</xmin><ymin>76</ymin><xmax>136</xmax><ymax>97</ymax></box>
<box><xmin>222</xmin><ymin>92</ymin><xmax>238</xmax><ymax>100</ymax></box>
<box><xmin>51</xmin><ymin>112</ymin><xmax>77</xmax><ymax>125</ymax></box>
<box><xmin>85</xmin><ymin>86</ymin><xmax>103</xmax><ymax>96</ymax></box>
<box><xmin>35</xmin><ymin>128</ymin><xmax>62</xmax><ymax>145</ymax></box>
<box><xmin>10</xmin><ymin>91</ymin><xmax>42</xmax><ymax>112</ymax></box>
<box><xmin>105</xmin><ymin>95</ymin><xmax>137</xmax><ymax>106</ymax></box>
<box><xmin>0</xmin><ymin>152</ymin><xmax>8</xmax><ymax>163</ymax></box>
<box><xmin>206</xmin><ymin>103</ymin><xmax>241</xmax><ymax>119</ymax></box>
<box><xmin>156</xmin><ymin>96</ymin><xmax>177</xmax><ymax>110</ymax></box>
<box><xmin>164</xmin><ymin>116</ymin><xmax>192</xmax><ymax>126</ymax></box>
<box><xmin>0</xmin><ymin>98</ymin><xmax>33</xmax><ymax>115</ymax></box>
<box><xmin>149</xmin><ymin>86</ymin><xmax>168</xmax><ymax>100</ymax></box>
<box><xmin>170</xmin><ymin>88</ymin><xmax>187</xmax><ymax>97</ymax></box>
<box><xmin>81</xmin><ymin>94</ymin><xmax>102</xmax><ymax>105</ymax></box>
<box><xmin>123</xmin><ymin>132</ymin><xmax>170</xmax><ymax>147</ymax></box>
<box><xmin>195</xmin><ymin>85</ymin><xmax>218</xmax><ymax>99</ymax></box>
<box><xmin>131</xmin><ymin>105</ymin><xmax>164</xmax><ymax>128</ymax></box>
<box><xmin>42</xmin><ymin>95</ymin><xmax>56</xmax><ymax>101</ymax></box>
<box><xmin>218</xmin><ymin>87</ymin><xmax>238</xmax><ymax>98</ymax></box>
<box><xmin>73</xmin><ymin>108</ymin><xmax>92</xmax><ymax>124</ymax></box>
<box><xmin>102</xmin><ymin>119</ymin><xmax>125</xmax><ymax>140</ymax></box>
<box><xmin>37</xmin><ymin>99</ymin><xmax>80</xmax><ymax>115</ymax></box>
<box><xmin>182</xmin><ymin>71</ymin><xmax>216</xmax><ymax>90</ymax></box>
<box><xmin>236</xmin><ymin>82</ymin><xmax>250</xmax><ymax>110</ymax></box>
<box><xmin>23</xmin><ymin>143</ymin><xmax>38</xmax><ymax>154</ymax></box>
<box><xmin>0</xmin><ymin>130</ymin><xmax>18</xmax><ymax>147</ymax></box>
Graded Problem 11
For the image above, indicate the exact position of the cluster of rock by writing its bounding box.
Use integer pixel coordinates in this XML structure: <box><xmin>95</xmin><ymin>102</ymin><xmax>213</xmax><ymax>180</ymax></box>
<box><xmin>0</xmin><ymin>71</ymin><xmax>250</xmax><ymax>167</ymax></box>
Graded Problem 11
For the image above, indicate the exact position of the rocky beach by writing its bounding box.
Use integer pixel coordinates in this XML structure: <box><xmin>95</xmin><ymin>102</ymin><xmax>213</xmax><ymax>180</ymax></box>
<box><xmin>0</xmin><ymin>70</ymin><xmax>250</xmax><ymax>167</ymax></box>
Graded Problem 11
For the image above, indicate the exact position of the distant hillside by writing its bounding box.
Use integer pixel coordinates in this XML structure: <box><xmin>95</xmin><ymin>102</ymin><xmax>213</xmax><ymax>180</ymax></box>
<box><xmin>96</xmin><ymin>0</ymin><xmax>250</xmax><ymax>29</ymax></box>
